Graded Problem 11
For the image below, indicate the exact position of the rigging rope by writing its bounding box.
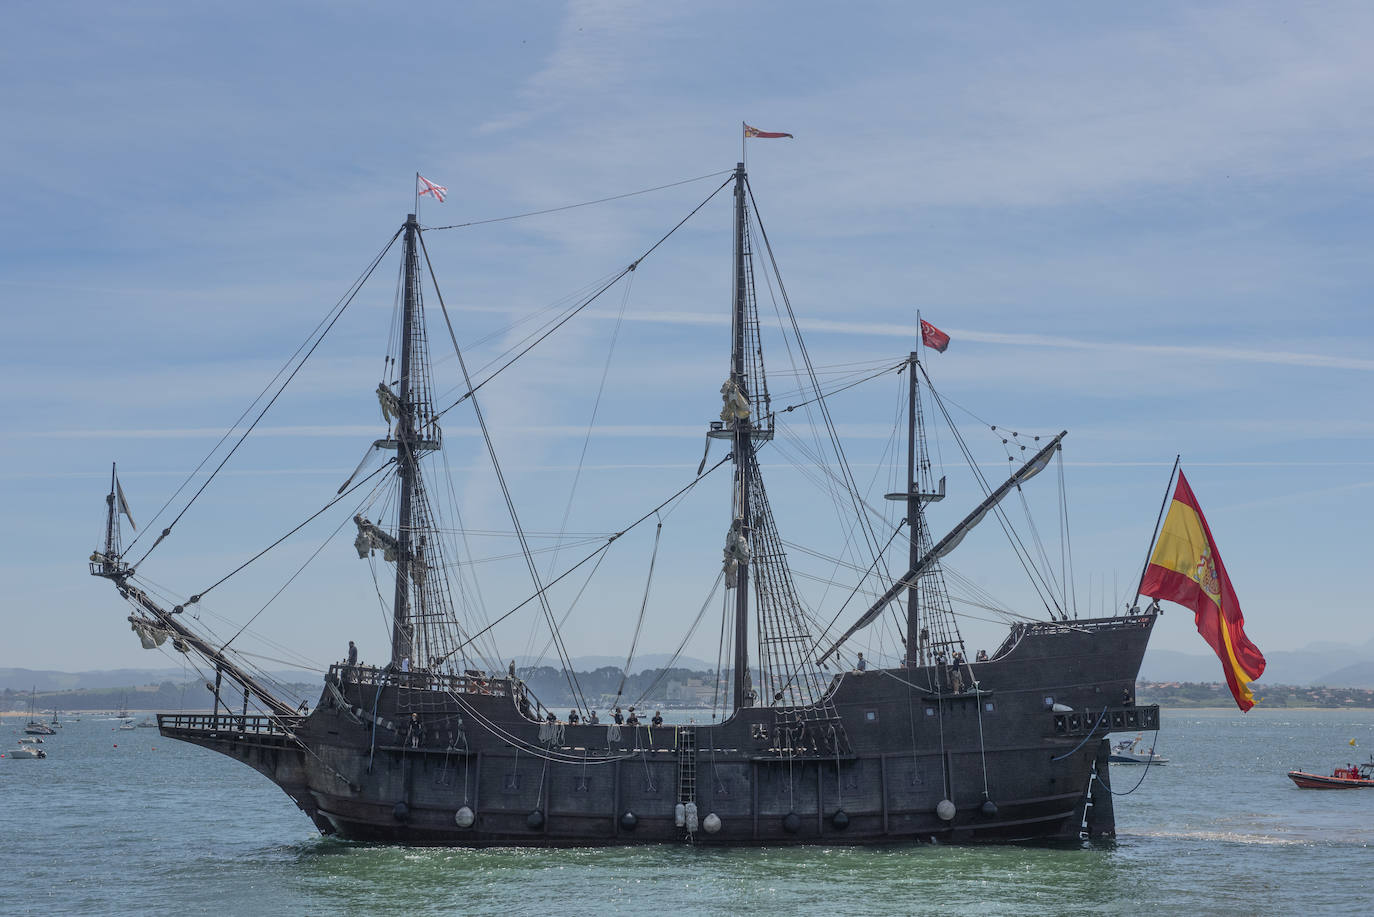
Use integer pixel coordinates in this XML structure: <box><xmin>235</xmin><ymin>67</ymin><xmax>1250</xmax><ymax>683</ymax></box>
<box><xmin>123</xmin><ymin>230</ymin><xmax>403</xmax><ymax>557</ymax></box>
<box><xmin>452</xmin><ymin>455</ymin><xmax>731</xmax><ymax>656</ymax></box>
<box><xmin>422</xmin><ymin>170</ymin><xmax>733</xmax><ymax>231</ymax></box>
<box><xmin>615</xmin><ymin>519</ymin><xmax>663</xmax><ymax>700</ymax></box>
<box><xmin>420</xmin><ymin>233</ymin><xmax>589</xmax><ymax>713</ymax></box>
<box><xmin>182</xmin><ymin>460</ymin><xmax>395</xmax><ymax>608</ymax></box>
<box><xmin>129</xmin><ymin>228</ymin><xmax>402</xmax><ymax>569</ymax></box>
<box><xmin>429</xmin><ymin>176</ymin><xmax>733</xmax><ymax>422</ymax></box>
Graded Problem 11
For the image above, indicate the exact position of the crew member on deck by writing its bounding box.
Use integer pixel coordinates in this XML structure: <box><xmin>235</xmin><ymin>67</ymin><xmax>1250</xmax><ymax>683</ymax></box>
<box><xmin>856</xmin><ymin>652</ymin><xmax>867</xmax><ymax>672</ymax></box>
<box><xmin>651</xmin><ymin>711</ymin><xmax>663</xmax><ymax>727</ymax></box>
<box><xmin>568</xmin><ymin>709</ymin><xmax>580</xmax><ymax>725</ymax></box>
<box><xmin>975</xmin><ymin>649</ymin><xmax>988</xmax><ymax>662</ymax></box>
<box><xmin>588</xmin><ymin>710</ymin><xmax>600</xmax><ymax>725</ymax></box>
<box><xmin>612</xmin><ymin>707</ymin><xmax>624</xmax><ymax>724</ymax></box>
<box><xmin>347</xmin><ymin>640</ymin><xmax>358</xmax><ymax>667</ymax></box>
<box><xmin>626</xmin><ymin>708</ymin><xmax>640</xmax><ymax>725</ymax></box>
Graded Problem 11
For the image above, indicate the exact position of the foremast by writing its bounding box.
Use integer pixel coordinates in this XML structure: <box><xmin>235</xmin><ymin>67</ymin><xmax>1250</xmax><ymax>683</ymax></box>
<box><xmin>390</xmin><ymin>214</ymin><xmax>421</xmax><ymax>665</ymax></box>
<box><xmin>371</xmin><ymin>212</ymin><xmax>446</xmax><ymax>669</ymax></box>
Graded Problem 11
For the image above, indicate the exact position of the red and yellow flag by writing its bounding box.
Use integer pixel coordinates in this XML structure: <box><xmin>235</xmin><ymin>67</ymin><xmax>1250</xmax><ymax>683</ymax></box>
<box><xmin>1141</xmin><ymin>472</ymin><xmax>1266</xmax><ymax>710</ymax></box>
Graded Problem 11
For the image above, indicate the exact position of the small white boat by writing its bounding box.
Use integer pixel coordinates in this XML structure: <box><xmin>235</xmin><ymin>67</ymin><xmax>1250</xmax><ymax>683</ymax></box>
<box><xmin>18</xmin><ymin>737</ymin><xmax>43</xmax><ymax>744</ymax></box>
<box><xmin>136</xmin><ymin>717</ymin><xmax>156</xmax><ymax>728</ymax></box>
<box><xmin>7</xmin><ymin>746</ymin><xmax>46</xmax><ymax>759</ymax></box>
<box><xmin>1109</xmin><ymin>733</ymin><xmax>1168</xmax><ymax>765</ymax></box>
<box><xmin>118</xmin><ymin>720</ymin><xmax>137</xmax><ymax>731</ymax></box>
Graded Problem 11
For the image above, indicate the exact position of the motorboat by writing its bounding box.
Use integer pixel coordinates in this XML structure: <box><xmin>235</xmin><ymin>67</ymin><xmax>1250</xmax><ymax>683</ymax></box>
<box><xmin>1287</xmin><ymin>757</ymin><xmax>1373</xmax><ymax>789</ymax></box>
<box><xmin>1108</xmin><ymin>733</ymin><xmax>1168</xmax><ymax>765</ymax></box>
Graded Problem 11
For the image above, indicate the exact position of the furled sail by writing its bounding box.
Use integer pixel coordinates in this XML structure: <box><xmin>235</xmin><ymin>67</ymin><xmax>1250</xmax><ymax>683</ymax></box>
<box><xmin>817</xmin><ymin>431</ymin><xmax>1066</xmax><ymax>665</ymax></box>
<box><xmin>354</xmin><ymin>515</ymin><xmax>400</xmax><ymax>561</ymax></box>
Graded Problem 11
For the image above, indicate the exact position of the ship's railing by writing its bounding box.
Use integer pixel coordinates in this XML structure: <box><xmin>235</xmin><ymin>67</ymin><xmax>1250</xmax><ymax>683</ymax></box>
<box><xmin>1052</xmin><ymin>704</ymin><xmax>1160</xmax><ymax>737</ymax></box>
<box><xmin>994</xmin><ymin>614</ymin><xmax>1156</xmax><ymax>658</ymax></box>
<box><xmin>157</xmin><ymin>713</ymin><xmax>304</xmax><ymax>735</ymax></box>
<box><xmin>327</xmin><ymin>663</ymin><xmax>511</xmax><ymax>697</ymax></box>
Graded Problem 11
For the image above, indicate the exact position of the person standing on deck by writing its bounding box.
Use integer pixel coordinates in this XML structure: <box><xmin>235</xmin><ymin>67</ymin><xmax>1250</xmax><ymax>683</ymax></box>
<box><xmin>347</xmin><ymin>640</ymin><xmax>358</xmax><ymax>667</ymax></box>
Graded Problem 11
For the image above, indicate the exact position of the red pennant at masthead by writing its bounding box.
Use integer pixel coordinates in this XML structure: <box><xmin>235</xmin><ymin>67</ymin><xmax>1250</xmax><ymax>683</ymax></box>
<box><xmin>743</xmin><ymin>123</ymin><xmax>794</xmax><ymax>139</ymax></box>
<box><xmin>920</xmin><ymin>319</ymin><xmax>950</xmax><ymax>353</ymax></box>
<box><xmin>417</xmin><ymin>174</ymin><xmax>448</xmax><ymax>203</ymax></box>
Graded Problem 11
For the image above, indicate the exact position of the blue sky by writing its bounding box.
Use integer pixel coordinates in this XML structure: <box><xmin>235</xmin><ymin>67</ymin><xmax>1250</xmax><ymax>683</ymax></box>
<box><xmin>3</xmin><ymin>1</ymin><xmax>1372</xmax><ymax>678</ymax></box>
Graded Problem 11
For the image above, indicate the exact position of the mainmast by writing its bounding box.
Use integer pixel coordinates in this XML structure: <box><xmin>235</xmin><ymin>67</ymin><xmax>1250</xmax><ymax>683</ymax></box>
<box><xmin>730</xmin><ymin>162</ymin><xmax>752</xmax><ymax>711</ymax></box>
<box><xmin>390</xmin><ymin>213</ymin><xmax>420</xmax><ymax>665</ymax></box>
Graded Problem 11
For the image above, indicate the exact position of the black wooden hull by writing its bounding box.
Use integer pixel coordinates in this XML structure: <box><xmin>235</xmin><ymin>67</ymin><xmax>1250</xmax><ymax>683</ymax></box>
<box><xmin>160</xmin><ymin>615</ymin><xmax>1158</xmax><ymax>846</ymax></box>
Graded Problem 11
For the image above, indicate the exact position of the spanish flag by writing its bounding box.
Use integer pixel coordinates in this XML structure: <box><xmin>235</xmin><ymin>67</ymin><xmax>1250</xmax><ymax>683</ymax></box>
<box><xmin>1141</xmin><ymin>472</ymin><xmax>1266</xmax><ymax>710</ymax></box>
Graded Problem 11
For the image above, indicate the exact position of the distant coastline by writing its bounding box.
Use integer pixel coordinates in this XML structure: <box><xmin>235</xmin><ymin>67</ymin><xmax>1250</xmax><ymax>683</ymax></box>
<box><xmin>1138</xmin><ymin>680</ymin><xmax>1374</xmax><ymax>708</ymax></box>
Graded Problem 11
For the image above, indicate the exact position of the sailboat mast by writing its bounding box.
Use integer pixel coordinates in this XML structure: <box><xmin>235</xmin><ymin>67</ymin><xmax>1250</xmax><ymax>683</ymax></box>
<box><xmin>905</xmin><ymin>352</ymin><xmax>920</xmax><ymax>668</ymax></box>
<box><xmin>390</xmin><ymin>213</ymin><xmax>420</xmax><ymax>665</ymax></box>
<box><xmin>730</xmin><ymin>162</ymin><xmax>752</xmax><ymax>711</ymax></box>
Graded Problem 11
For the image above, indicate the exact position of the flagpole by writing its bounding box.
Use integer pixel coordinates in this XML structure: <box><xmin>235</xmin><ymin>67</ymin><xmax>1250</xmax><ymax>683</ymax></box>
<box><xmin>741</xmin><ymin>121</ymin><xmax>747</xmax><ymax>169</ymax></box>
<box><xmin>414</xmin><ymin>171</ymin><xmax>420</xmax><ymax>221</ymax></box>
<box><xmin>1132</xmin><ymin>454</ymin><xmax>1181</xmax><ymax>609</ymax></box>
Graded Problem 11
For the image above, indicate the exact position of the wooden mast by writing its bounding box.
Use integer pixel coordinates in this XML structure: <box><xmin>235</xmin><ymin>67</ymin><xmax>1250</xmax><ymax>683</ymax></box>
<box><xmin>390</xmin><ymin>213</ymin><xmax>420</xmax><ymax>665</ymax></box>
<box><xmin>905</xmin><ymin>352</ymin><xmax>920</xmax><ymax>669</ymax></box>
<box><xmin>730</xmin><ymin>162</ymin><xmax>752</xmax><ymax>712</ymax></box>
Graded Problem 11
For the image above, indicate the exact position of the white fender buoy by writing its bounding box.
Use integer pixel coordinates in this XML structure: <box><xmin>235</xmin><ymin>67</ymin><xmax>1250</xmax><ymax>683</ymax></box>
<box><xmin>685</xmin><ymin>801</ymin><xmax>698</xmax><ymax>832</ymax></box>
<box><xmin>936</xmin><ymin>799</ymin><xmax>956</xmax><ymax>821</ymax></box>
<box><xmin>454</xmin><ymin>806</ymin><xmax>475</xmax><ymax>828</ymax></box>
<box><xmin>703</xmin><ymin>813</ymin><xmax>721</xmax><ymax>833</ymax></box>
<box><xmin>674</xmin><ymin>802</ymin><xmax>686</xmax><ymax>827</ymax></box>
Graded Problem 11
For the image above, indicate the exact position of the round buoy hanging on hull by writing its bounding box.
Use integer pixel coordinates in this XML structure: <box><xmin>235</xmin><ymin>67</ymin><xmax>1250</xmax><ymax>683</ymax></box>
<box><xmin>526</xmin><ymin>809</ymin><xmax>544</xmax><ymax>829</ymax></box>
<box><xmin>702</xmin><ymin>813</ymin><xmax>721</xmax><ymax>833</ymax></box>
<box><xmin>782</xmin><ymin>812</ymin><xmax>801</xmax><ymax>833</ymax></box>
<box><xmin>936</xmin><ymin>799</ymin><xmax>956</xmax><ymax>821</ymax></box>
<box><xmin>620</xmin><ymin>811</ymin><xmax>638</xmax><ymax>830</ymax></box>
<box><xmin>393</xmin><ymin>801</ymin><xmax>409</xmax><ymax>821</ymax></box>
<box><xmin>455</xmin><ymin>806</ymin><xmax>475</xmax><ymax>828</ymax></box>
<box><xmin>831</xmin><ymin>809</ymin><xmax>850</xmax><ymax>829</ymax></box>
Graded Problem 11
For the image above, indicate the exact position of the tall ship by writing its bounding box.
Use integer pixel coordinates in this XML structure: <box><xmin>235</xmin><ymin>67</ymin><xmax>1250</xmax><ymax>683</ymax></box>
<box><xmin>90</xmin><ymin>162</ymin><xmax>1160</xmax><ymax>845</ymax></box>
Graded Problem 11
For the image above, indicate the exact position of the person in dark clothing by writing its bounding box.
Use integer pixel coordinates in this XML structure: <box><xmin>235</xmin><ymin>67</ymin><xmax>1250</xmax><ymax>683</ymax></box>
<box><xmin>856</xmin><ymin>652</ymin><xmax>867</xmax><ymax>672</ymax></box>
<box><xmin>626</xmin><ymin>707</ymin><xmax>640</xmax><ymax>725</ymax></box>
<box><xmin>347</xmin><ymin>640</ymin><xmax>358</xmax><ymax>666</ymax></box>
<box><xmin>588</xmin><ymin>710</ymin><xmax>600</xmax><ymax>725</ymax></box>
<box><xmin>612</xmin><ymin>707</ymin><xmax>624</xmax><ymax>725</ymax></box>
<box><xmin>651</xmin><ymin>711</ymin><xmax>663</xmax><ymax>727</ymax></box>
<box><xmin>568</xmin><ymin>709</ymin><xmax>580</xmax><ymax>725</ymax></box>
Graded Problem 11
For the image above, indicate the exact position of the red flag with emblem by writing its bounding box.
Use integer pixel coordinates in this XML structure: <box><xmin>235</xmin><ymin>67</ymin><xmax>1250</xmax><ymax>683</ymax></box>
<box><xmin>743</xmin><ymin>123</ymin><xmax>794</xmax><ymax>139</ymax></box>
<box><xmin>920</xmin><ymin>319</ymin><xmax>950</xmax><ymax>353</ymax></box>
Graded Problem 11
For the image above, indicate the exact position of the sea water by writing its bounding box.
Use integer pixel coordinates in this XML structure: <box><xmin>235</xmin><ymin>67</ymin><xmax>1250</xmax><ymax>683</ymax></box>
<box><xmin>1</xmin><ymin>708</ymin><xmax>1370</xmax><ymax>916</ymax></box>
